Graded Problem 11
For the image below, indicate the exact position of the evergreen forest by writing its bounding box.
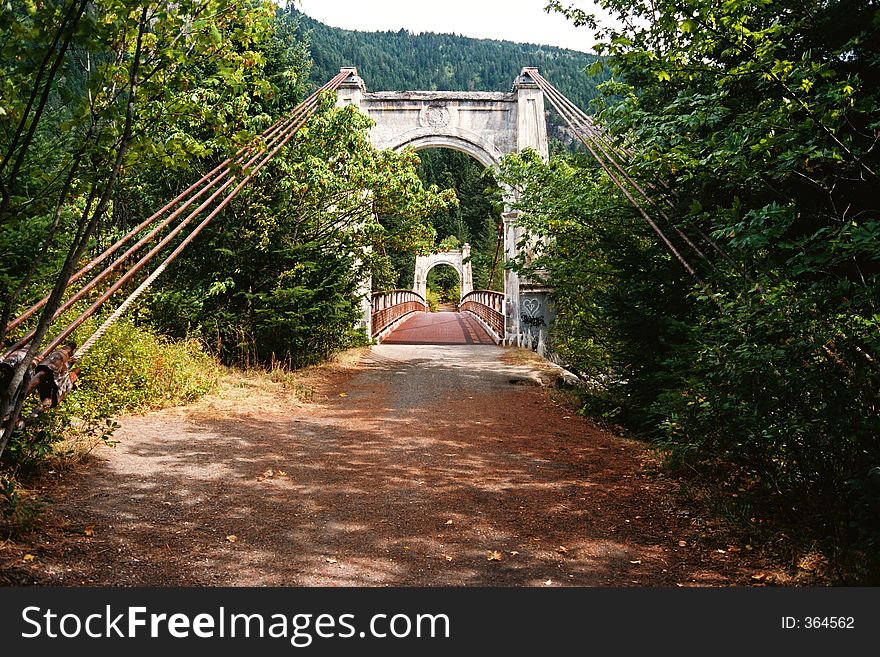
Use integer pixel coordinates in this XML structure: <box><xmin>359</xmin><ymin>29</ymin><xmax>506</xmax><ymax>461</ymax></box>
<box><xmin>291</xmin><ymin>7</ymin><xmax>605</xmax><ymax>109</ymax></box>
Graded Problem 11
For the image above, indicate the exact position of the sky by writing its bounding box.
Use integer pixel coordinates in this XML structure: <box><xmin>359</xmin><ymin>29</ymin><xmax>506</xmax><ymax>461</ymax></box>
<box><xmin>293</xmin><ymin>0</ymin><xmax>604</xmax><ymax>53</ymax></box>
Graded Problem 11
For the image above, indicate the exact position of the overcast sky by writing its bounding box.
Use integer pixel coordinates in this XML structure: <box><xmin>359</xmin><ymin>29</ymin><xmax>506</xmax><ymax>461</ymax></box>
<box><xmin>294</xmin><ymin>0</ymin><xmax>603</xmax><ymax>53</ymax></box>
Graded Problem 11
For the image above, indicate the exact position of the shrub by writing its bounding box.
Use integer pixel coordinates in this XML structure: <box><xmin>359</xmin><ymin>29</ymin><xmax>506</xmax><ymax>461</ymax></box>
<box><xmin>0</xmin><ymin>474</ymin><xmax>42</xmax><ymax>537</ymax></box>
<box><xmin>425</xmin><ymin>289</ymin><xmax>441</xmax><ymax>312</ymax></box>
<box><xmin>2</xmin><ymin>319</ymin><xmax>222</xmax><ymax>469</ymax></box>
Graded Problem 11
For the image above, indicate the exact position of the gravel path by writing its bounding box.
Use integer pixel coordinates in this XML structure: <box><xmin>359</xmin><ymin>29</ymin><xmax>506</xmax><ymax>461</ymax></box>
<box><xmin>2</xmin><ymin>345</ymin><xmax>771</xmax><ymax>586</ymax></box>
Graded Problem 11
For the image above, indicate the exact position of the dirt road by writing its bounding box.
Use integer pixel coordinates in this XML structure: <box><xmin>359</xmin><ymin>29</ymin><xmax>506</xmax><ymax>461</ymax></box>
<box><xmin>2</xmin><ymin>344</ymin><xmax>771</xmax><ymax>586</ymax></box>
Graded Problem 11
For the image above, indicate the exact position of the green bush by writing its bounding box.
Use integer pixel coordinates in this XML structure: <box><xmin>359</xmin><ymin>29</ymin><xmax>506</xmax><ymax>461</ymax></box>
<box><xmin>76</xmin><ymin>319</ymin><xmax>223</xmax><ymax>414</ymax></box>
<box><xmin>2</xmin><ymin>319</ymin><xmax>222</xmax><ymax>469</ymax></box>
<box><xmin>425</xmin><ymin>289</ymin><xmax>441</xmax><ymax>312</ymax></box>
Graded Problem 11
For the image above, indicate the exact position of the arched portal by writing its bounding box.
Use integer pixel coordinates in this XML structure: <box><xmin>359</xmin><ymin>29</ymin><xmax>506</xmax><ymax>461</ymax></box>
<box><xmin>388</xmin><ymin>134</ymin><xmax>503</xmax><ymax>170</ymax></box>
<box><xmin>337</xmin><ymin>67</ymin><xmax>551</xmax><ymax>346</ymax></box>
<box><xmin>413</xmin><ymin>245</ymin><xmax>473</xmax><ymax>301</ymax></box>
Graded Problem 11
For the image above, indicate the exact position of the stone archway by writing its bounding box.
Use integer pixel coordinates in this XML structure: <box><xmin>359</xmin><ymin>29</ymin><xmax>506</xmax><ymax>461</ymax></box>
<box><xmin>393</xmin><ymin>134</ymin><xmax>501</xmax><ymax>170</ymax></box>
<box><xmin>413</xmin><ymin>245</ymin><xmax>473</xmax><ymax>301</ymax></box>
<box><xmin>337</xmin><ymin>67</ymin><xmax>551</xmax><ymax>345</ymax></box>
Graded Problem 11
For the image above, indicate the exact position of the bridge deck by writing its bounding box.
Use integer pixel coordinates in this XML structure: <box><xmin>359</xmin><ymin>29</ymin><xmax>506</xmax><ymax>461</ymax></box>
<box><xmin>382</xmin><ymin>311</ymin><xmax>495</xmax><ymax>345</ymax></box>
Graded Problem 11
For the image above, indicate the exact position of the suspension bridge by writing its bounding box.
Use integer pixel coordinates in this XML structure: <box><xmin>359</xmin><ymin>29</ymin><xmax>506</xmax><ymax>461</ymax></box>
<box><xmin>0</xmin><ymin>65</ymin><xmax>778</xmax><ymax>589</ymax></box>
<box><xmin>0</xmin><ymin>66</ymin><xmax>718</xmax><ymax>433</ymax></box>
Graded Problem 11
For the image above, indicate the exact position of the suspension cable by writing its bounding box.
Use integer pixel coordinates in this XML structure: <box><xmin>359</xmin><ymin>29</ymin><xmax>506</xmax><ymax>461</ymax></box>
<box><xmin>521</xmin><ymin>71</ymin><xmax>704</xmax><ymax>284</ymax></box>
<box><xmin>45</xmin><ymin>71</ymin><xmax>351</xmax><ymax>360</ymax></box>
<box><xmin>7</xmin><ymin>114</ymin><xmax>290</xmax><ymax>334</ymax></box>
<box><xmin>528</xmin><ymin>70</ymin><xmax>720</xmax><ymax>276</ymax></box>
<box><xmin>528</xmin><ymin>69</ymin><xmax>752</xmax><ymax>282</ymax></box>
<box><xmin>5</xmin><ymin>71</ymin><xmax>350</xmax><ymax>360</ymax></box>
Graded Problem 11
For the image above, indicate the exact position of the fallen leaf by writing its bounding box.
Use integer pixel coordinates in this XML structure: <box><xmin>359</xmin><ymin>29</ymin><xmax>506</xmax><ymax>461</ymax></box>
<box><xmin>629</xmin><ymin>560</ymin><xmax>642</xmax><ymax>565</ymax></box>
<box><xmin>487</xmin><ymin>550</ymin><xmax>503</xmax><ymax>561</ymax></box>
<box><xmin>257</xmin><ymin>469</ymin><xmax>274</xmax><ymax>481</ymax></box>
<box><xmin>556</xmin><ymin>546</ymin><xmax>568</xmax><ymax>554</ymax></box>
<box><xmin>339</xmin><ymin>393</ymin><xmax>348</xmax><ymax>398</ymax></box>
<box><xmin>226</xmin><ymin>535</ymin><xmax>238</xmax><ymax>543</ymax></box>
<box><xmin>84</xmin><ymin>524</ymin><xmax>95</xmax><ymax>537</ymax></box>
<box><xmin>543</xmin><ymin>579</ymin><xmax>553</xmax><ymax>586</ymax></box>
<box><xmin>751</xmin><ymin>573</ymin><xmax>766</xmax><ymax>582</ymax></box>
<box><xmin>445</xmin><ymin>519</ymin><xmax>454</xmax><ymax>525</ymax></box>
<box><xmin>23</xmin><ymin>554</ymin><xmax>35</xmax><ymax>562</ymax></box>
<box><xmin>797</xmin><ymin>555</ymin><xmax>823</xmax><ymax>572</ymax></box>
<box><xmin>443</xmin><ymin>555</ymin><xmax>453</xmax><ymax>562</ymax></box>
<box><xmin>276</xmin><ymin>470</ymin><xmax>288</xmax><ymax>477</ymax></box>
<box><xmin>678</xmin><ymin>540</ymin><xmax>687</xmax><ymax>547</ymax></box>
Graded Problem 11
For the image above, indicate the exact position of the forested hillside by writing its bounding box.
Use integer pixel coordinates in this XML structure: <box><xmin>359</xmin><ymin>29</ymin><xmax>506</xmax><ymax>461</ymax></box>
<box><xmin>288</xmin><ymin>7</ymin><xmax>605</xmax><ymax>106</ymax></box>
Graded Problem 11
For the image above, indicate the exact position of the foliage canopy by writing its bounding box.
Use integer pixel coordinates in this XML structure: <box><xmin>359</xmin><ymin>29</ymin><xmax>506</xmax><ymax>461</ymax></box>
<box><xmin>511</xmin><ymin>0</ymin><xmax>880</xmax><ymax>579</ymax></box>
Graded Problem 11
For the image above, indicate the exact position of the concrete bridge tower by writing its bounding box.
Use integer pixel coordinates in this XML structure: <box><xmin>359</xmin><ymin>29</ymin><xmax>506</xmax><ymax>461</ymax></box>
<box><xmin>337</xmin><ymin>67</ymin><xmax>552</xmax><ymax>346</ymax></box>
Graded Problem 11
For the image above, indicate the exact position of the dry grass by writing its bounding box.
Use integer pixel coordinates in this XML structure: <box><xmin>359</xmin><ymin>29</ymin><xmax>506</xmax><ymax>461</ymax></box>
<box><xmin>500</xmin><ymin>346</ymin><xmax>550</xmax><ymax>367</ymax></box>
<box><xmin>500</xmin><ymin>347</ymin><xmax>570</xmax><ymax>386</ymax></box>
<box><xmin>171</xmin><ymin>346</ymin><xmax>371</xmax><ymax>422</ymax></box>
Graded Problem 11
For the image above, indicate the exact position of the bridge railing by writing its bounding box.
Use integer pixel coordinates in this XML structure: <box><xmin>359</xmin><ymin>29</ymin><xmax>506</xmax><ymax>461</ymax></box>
<box><xmin>371</xmin><ymin>290</ymin><xmax>428</xmax><ymax>338</ymax></box>
<box><xmin>459</xmin><ymin>290</ymin><xmax>504</xmax><ymax>342</ymax></box>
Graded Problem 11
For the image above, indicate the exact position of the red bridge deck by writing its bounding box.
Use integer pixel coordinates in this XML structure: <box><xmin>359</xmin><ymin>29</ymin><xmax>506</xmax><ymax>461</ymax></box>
<box><xmin>381</xmin><ymin>311</ymin><xmax>496</xmax><ymax>346</ymax></box>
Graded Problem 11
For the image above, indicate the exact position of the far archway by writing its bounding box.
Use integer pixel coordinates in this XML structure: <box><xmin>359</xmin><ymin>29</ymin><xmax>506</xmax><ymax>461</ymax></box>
<box><xmin>414</xmin><ymin>246</ymin><xmax>473</xmax><ymax>302</ymax></box>
<box><xmin>426</xmin><ymin>264</ymin><xmax>460</xmax><ymax>312</ymax></box>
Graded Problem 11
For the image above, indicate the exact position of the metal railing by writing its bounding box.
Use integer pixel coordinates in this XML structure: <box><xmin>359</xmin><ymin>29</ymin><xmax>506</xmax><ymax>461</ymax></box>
<box><xmin>459</xmin><ymin>290</ymin><xmax>504</xmax><ymax>340</ymax></box>
<box><xmin>371</xmin><ymin>290</ymin><xmax>428</xmax><ymax>338</ymax></box>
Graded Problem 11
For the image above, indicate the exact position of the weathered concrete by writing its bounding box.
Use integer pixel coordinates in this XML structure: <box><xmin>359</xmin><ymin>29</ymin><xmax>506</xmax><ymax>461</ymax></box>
<box><xmin>413</xmin><ymin>244</ymin><xmax>473</xmax><ymax>301</ymax></box>
<box><xmin>337</xmin><ymin>82</ymin><xmax>546</xmax><ymax>169</ymax></box>
<box><xmin>337</xmin><ymin>68</ymin><xmax>550</xmax><ymax>346</ymax></box>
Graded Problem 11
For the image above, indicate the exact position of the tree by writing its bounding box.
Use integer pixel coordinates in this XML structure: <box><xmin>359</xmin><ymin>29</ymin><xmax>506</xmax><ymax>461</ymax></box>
<box><xmin>0</xmin><ymin>0</ymin><xmax>293</xmax><ymax>456</ymax></box>
<box><xmin>533</xmin><ymin>0</ymin><xmax>880</xmax><ymax>576</ymax></box>
<box><xmin>145</xmin><ymin>98</ymin><xmax>456</xmax><ymax>366</ymax></box>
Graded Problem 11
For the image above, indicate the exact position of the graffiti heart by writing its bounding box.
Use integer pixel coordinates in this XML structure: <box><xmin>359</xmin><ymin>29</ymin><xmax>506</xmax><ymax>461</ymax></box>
<box><xmin>521</xmin><ymin>297</ymin><xmax>541</xmax><ymax>318</ymax></box>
